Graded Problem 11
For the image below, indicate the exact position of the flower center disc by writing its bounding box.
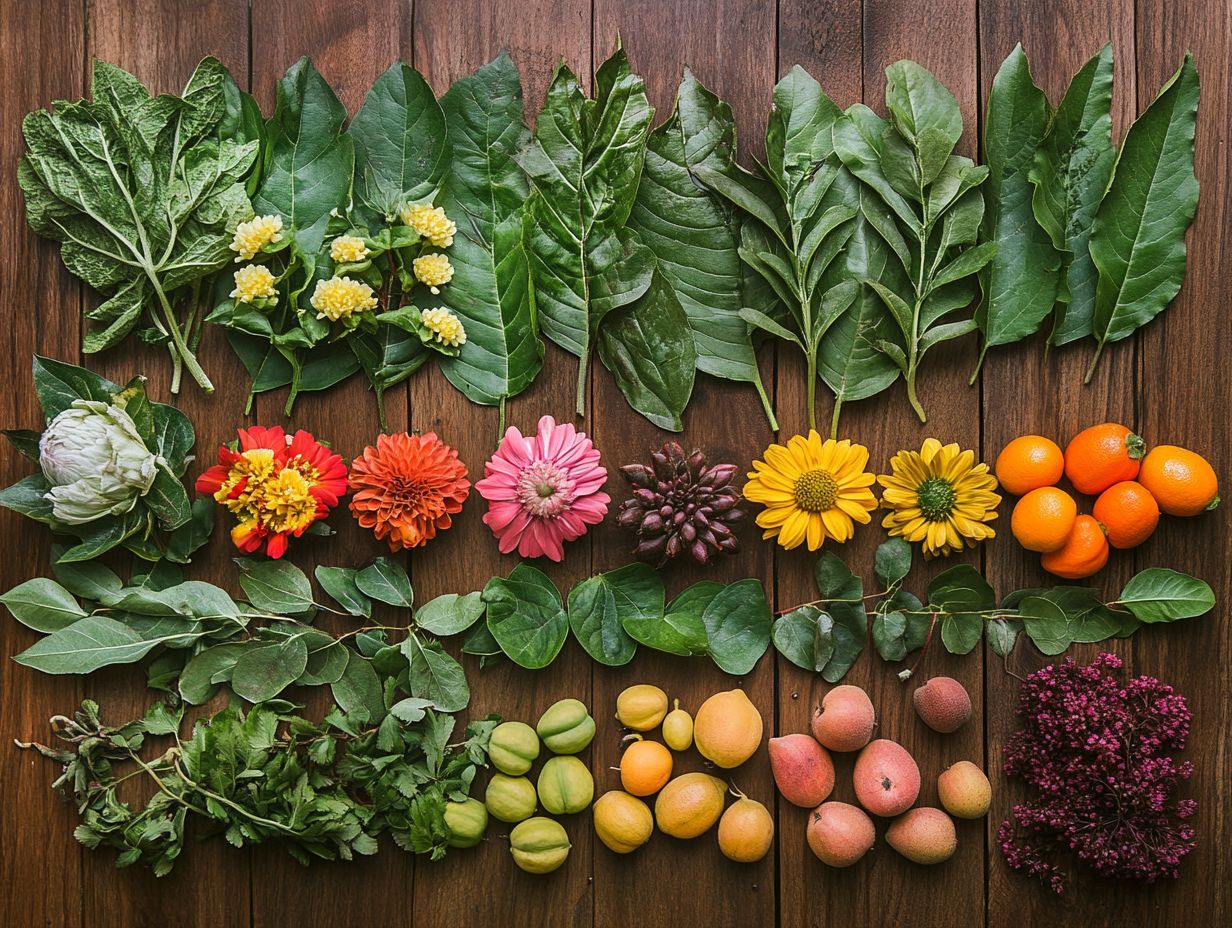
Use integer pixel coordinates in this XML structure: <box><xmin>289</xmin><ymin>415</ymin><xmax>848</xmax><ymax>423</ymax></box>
<box><xmin>516</xmin><ymin>460</ymin><xmax>573</xmax><ymax>518</ymax></box>
<box><xmin>917</xmin><ymin>476</ymin><xmax>957</xmax><ymax>521</ymax></box>
<box><xmin>793</xmin><ymin>469</ymin><xmax>838</xmax><ymax>513</ymax></box>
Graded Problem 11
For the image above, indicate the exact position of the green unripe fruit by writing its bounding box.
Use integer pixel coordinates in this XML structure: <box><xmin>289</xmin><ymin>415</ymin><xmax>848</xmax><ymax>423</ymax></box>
<box><xmin>484</xmin><ymin>773</ymin><xmax>537</xmax><ymax>823</ymax></box>
<box><xmin>444</xmin><ymin>797</ymin><xmax>488</xmax><ymax>848</ymax></box>
<box><xmin>509</xmin><ymin>817</ymin><xmax>571</xmax><ymax>874</ymax></box>
<box><xmin>536</xmin><ymin>698</ymin><xmax>596</xmax><ymax>754</ymax></box>
<box><xmin>488</xmin><ymin>721</ymin><xmax>541</xmax><ymax>775</ymax></box>
<box><xmin>536</xmin><ymin>756</ymin><xmax>595</xmax><ymax>815</ymax></box>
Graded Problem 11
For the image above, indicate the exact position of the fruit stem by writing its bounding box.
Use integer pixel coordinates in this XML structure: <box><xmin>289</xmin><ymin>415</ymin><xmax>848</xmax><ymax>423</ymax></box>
<box><xmin>902</xmin><ymin>611</ymin><xmax>939</xmax><ymax>682</ymax></box>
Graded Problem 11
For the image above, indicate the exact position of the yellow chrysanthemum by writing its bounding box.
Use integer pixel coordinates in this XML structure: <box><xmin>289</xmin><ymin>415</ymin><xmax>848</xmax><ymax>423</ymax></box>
<box><xmin>310</xmin><ymin>276</ymin><xmax>379</xmax><ymax>322</ymax></box>
<box><xmin>330</xmin><ymin>234</ymin><xmax>370</xmax><ymax>263</ymax></box>
<box><xmin>400</xmin><ymin>203</ymin><xmax>457</xmax><ymax>247</ymax></box>
<box><xmin>744</xmin><ymin>432</ymin><xmax>878</xmax><ymax>551</ymax></box>
<box><xmin>230</xmin><ymin>215</ymin><xmax>283</xmax><ymax>261</ymax></box>
<box><xmin>878</xmin><ymin>438</ymin><xmax>1002</xmax><ymax>559</ymax></box>
<box><xmin>412</xmin><ymin>253</ymin><xmax>454</xmax><ymax>294</ymax></box>
<box><xmin>230</xmin><ymin>264</ymin><xmax>277</xmax><ymax>305</ymax></box>
<box><xmin>420</xmin><ymin>307</ymin><xmax>467</xmax><ymax>347</ymax></box>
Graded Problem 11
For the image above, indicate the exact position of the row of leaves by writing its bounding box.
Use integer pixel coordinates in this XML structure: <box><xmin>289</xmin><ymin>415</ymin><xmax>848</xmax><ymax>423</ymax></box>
<box><xmin>4</xmin><ymin>541</ymin><xmax>1213</xmax><ymax>697</ymax></box>
<box><xmin>23</xmin><ymin>695</ymin><xmax>496</xmax><ymax>876</ymax></box>
<box><xmin>774</xmin><ymin>539</ymin><xmax>1215</xmax><ymax>681</ymax></box>
<box><xmin>24</xmin><ymin>43</ymin><xmax>1196</xmax><ymax>433</ymax></box>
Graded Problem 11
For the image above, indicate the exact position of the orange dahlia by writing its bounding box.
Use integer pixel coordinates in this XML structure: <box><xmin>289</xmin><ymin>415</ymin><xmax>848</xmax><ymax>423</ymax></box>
<box><xmin>349</xmin><ymin>432</ymin><xmax>470</xmax><ymax>550</ymax></box>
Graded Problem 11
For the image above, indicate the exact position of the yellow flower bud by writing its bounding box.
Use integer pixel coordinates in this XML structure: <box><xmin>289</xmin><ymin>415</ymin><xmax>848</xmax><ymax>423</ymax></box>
<box><xmin>230</xmin><ymin>215</ymin><xmax>284</xmax><ymax>261</ymax></box>
<box><xmin>400</xmin><ymin>203</ymin><xmax>457</xmax><ymax>248</ymax></box>
<box><xmin>412</xmin><ymin>253</ymin><xmax>454</xmax><ymax>294</ymax></box>
<box><xmin>310</xmin><ymin>276</ymin><xmax>379</xmax><ymax>322</ymax></box>
<box><xmin>420</xmin><ymin>307</ymin><xmax>467</xmax><ymax>348</ymax></box>
<box><xmin>230</xmin><ymin>265</ymin><xmax>278</xmax><ymax>305</ymax></box>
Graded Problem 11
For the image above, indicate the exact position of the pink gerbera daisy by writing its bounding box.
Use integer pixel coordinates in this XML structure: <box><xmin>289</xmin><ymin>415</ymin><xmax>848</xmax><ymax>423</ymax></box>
<box><xmin>475</xmin><ymin>415</ymin><xmax>609</xmax><ymax>562</ymax></box>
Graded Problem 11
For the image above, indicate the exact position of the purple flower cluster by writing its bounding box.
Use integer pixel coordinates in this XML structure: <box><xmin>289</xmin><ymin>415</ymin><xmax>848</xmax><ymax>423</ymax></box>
<box><xmin>998</xmin><ymin>652</ymin><xmax>1196</xmax><ymax>894</ymax></box>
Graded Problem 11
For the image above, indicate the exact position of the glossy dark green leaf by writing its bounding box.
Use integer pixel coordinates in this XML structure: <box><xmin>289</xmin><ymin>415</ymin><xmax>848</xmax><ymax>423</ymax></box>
<box><xmin>481</xmin><ymin>565</ymin><xmax>568</xmax><ymax>670</ymax></box>
<box><xmin>773</xmin><ymin>605</ymin><xmax>834</xmax><ymax>673</ymax></box>
<box><xmin>813</xmin><ymin>556</ymin><xmax>869</xmax><ymax>682</ymax></box>
<box><xmin>701</xmin><ymin>578</ymin><xmax>772</xmax><ymax>676</ymax></box>
<box><xmin>1030</xmin><ymin>44</ymin><xmax>1116</xmax><ymax>346</ymax></box>
<box><xmin>567</xmin><ymin>563</ymin><xmax>660</xmax><ymax>667</ymax></box>
<box><xmin>438</xmin><ymin>53</ymin><xmax>542</xmax><ymax>406</ymax></box>
<box><xmin>986</xmin><ymin>617</ymin><xmax>1022</xmax><ymax>658</ymax></box>
<box><xmin>351</xmin><ymin>61</ymin><xmax>448</xmax><ymax>218</ymax></box>
<box><xmin>1088</xmin><ymin>55</ymin><xmax>1199</xmax><ymax>377</ymax></box>
<box><xmin>929</xmin><ymin>564</ymin><xmax>995</xmax><ymax>655</ymax></box>
<box><xmin>252</xmin><ymin>57</ymin><xmax>355</xmax><ymax>255</ymax></box>
<box><xmin>51</xmin><ymin>559</ymin><xmax>122</xmax><ymax>603</ymax></box>
<box><xmin>1114</xmin><ymin>568</ymin><xmax>1214</xmax><ymax>623</ymax></box>
<box><xmin>623</xmin><ymin>580</ymin><xmax>716</xmax><ymax>657</ymax></box>
<box><xmin>874</xmin><ymin>538</ymin><xmax>913</xmax><ymax>588</ymax></box>
<box><xmin>597</xmin><ymin>269</ymin><xmax>697</xmax><ymax>430</ymax></box>
<box><xmin>767</xmin><ymin>65</ymin><xmax>842</xmax><ymax>186</ymax></box>
<box><xmin>973</xmin><ymin>44</ymin><xmax>1060</xmax><ymax>375</ymax></box>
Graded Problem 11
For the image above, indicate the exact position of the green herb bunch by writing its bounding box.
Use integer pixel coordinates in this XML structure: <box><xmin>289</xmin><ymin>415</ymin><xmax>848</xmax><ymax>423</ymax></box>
<box><xmin>22</xmin><ymin>696</ymin><xmax>496</xmax><ymax>875</ymax></box>
<box><xmin>19</xmin><ymin>58</ymin><xmax>258</xmax><ymax>394</ymax></box>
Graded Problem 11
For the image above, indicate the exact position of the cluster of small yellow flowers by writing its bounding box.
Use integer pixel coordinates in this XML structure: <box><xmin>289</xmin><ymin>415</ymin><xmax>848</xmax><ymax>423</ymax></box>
<box><xmin>230</xmin><ymin>215</ymin><xmax>284</xmax><ymax>261</ymax></box>
<box><xmin>230</xmin><ymin>265</ymin><xmax>278</xmax><ymax>305</ymax></box>
<box><xmin>412</xmin><ymin>254</ymin><xmax>454</xmax><ymax>294</ymax></box>
<box><xmin>400</xmin><ymin>203</ymin><xmax>457</xmax><ymax>248</ymax></box>
<box><xmin>310</xmin><ymin>276</ymin><xmax>379</xmax><ymax>322</ymax></box>
<box><xmin>329</xmin><ymin>234</ymin><xmax>370</xmax><ymax>264</ymax></box>
<box><xmin>420</xmin><ymin>307</ymin><xmax>467</xmax><ymax>348</ymax></box>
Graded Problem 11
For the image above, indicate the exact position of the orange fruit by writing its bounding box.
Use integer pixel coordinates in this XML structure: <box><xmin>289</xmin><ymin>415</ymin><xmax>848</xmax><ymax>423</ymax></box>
<box><xmin>1040</xmin><ymin>515</ymin><xmax>1109</xmax><ymax>579</ymax></box>
<box><xmin>995</xmin><ymin>435</ymin><xmax>1064</xmax><ymax>496</ymax></box>
<box><xmin>1063</xmin><ymin>423</ymin><xmax>1145</xmax><ymax>495</ymax></box>
<box><xmin>619</xmin><ymin>738</ymin><xmax>673</xmax><ymax>797</ymax></box>
<box><xmin>1011</xmin><ymin>487</ymin><xmax>1078</xmax><ymax>552</ymax></box>
<box><xmin>1137</xmin><ymin>445</ymin><xmax>1220</xmax><ymax>516</ymax></box>
<box><xmin>1093</xmin><ymin>481</ymin><xmax>1160</xmax><ymax>549</ymax></box>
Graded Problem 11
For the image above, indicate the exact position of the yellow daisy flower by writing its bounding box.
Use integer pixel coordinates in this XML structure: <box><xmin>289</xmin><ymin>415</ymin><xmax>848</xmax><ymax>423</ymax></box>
<box><xmin>230</xmin><ymin>264</ymin><xmax>277</xmax><ymax>305</ymax></box>
<box><xmin>412</xmin><ymin>253</ymin><xmax>454</xmax><ymax>294</ymax></box>
<box><xmin>309</xmin><ymin>276</ymin><xmax>379</xmax><ymax>322</ymax></box>
<box><xmin>420</xmin><ymin>307</ymin><xmax>466</xmax><ymax>347</ymax></box>
<box><xmin>330</xmin><ymin>234</ymin><xmax>369</xmax><ymax>263</ymax></box>
<box><xmin>230</xmin><ymin>215</ymin><xmax>283</xmax><ymax>261</ymax></box>
<box><xmin>744</xmin><ymin>432</ymin><xmax>878</xmax><ymax>551</ymax></box>
<box><xmin>400</xmin><ymin>203</ymin><xmax>457</xmax><ymax>247</ymax></box>
<box><xmin>878</xmin><ymin>438</ymin><xmax>1001</xmax><ymax>559</ymax></box>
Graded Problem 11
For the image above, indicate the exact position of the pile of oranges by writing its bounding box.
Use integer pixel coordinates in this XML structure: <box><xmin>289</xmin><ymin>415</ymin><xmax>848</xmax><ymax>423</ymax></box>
<box><xmin>995</xmin><ymin>424</ymin><xmax>1220</xmax><ymax>579</ymax></box>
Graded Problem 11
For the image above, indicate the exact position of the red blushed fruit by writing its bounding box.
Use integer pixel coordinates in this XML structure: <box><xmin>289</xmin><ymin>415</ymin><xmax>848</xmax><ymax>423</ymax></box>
<box><xmin>768</xmin><ymin>734</ymin><xmax>835</xmax><ymax>808</ymax></box>
<box><xmin>913</xmin><ymin>676</ymin><xmax>973</xmax><ymax>733</ymax></box>
<box><xmin>853</xmin><ymin>739</ymin><xmax>920</xmax><ymax>817</ymax></box>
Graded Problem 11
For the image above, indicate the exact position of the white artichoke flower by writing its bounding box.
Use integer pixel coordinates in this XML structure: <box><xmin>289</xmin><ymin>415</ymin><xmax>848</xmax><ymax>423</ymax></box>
<box><xmin>38</xmin><ymin>400</ymin><xmax>161</xmax><ymax>524</ymax></box>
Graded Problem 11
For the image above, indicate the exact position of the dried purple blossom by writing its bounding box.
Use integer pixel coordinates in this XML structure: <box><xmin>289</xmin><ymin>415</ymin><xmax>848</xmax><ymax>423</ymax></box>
<box><xmin>998</xmin><ymin>652</ymin><xmax>1196</xmax><ymax>894</ymax></box>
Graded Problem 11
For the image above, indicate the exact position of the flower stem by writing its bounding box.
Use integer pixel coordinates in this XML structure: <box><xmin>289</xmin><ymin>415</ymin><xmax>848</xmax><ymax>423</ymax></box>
<box><xmin>806</xmin><ymin>351</ymin><xmax>818</xmax><ymax>433</ymax></box>
<box><xmin>147</xmin><ymin>269</ymin><xmax>213</xmax><ymax>394</ymax></box>
<box><xmin>905</xmin><ymin>365</ymin><xmax>926</xmax><ymax>423</ymax></box>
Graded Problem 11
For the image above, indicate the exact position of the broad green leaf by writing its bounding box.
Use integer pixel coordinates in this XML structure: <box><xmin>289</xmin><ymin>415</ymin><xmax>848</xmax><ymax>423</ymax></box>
<box><xmin>235</xmin><ymin>558</ymin><xmax>313</xmax><ymax>614</ymax></box>
<box><xmin>628</xmin><ymin>70</ymin><xmax>763</xmax><ymax>386</ymax></box>
<box><xmin>351</xmin><ymin>61</ymin><xmax>448</xmax><ymax>218</ymax></box>
<box><xmin>355</xmin><ymin>557</ymin><xmax>414</xmax><ymax>608</ymax></box>
<box><xmin>929</xmin><ymin>564</ymin><xmax>995</xmax><ymax>655</ymax></box>
<box><xmin>296</xmin><ymin>631</ymin><xmax>349</xmax><ymax>686</ymax></box>
<box><xmin>623</xmin><ymin>580</ymin><xmax>716</xmax><ymax>657</ymax></box>
<box><xmin>874</xmin><ymin>538</ymin><xmax>913</xmax><ymax>588</ymax></box>
<box><xmin>1</xmin><ymin>578</ymin><xmax>87</xmax><ymax>632</ymax></box>
<box><xmin>773</xmin><ymin>606</ymin><xmax>834</xmax><ymax>673</ymax></box>
<box><xmin>14</xmin><ymin>614</ymin><xmax>201</xmax><ymax>674</ymax></box>
<box><xmin>179</xmin><ymin>643</ymin><xmax>248</xmax><ymax>704</ymax></box>
<box><xmin>884</xmin><ymin>60</ymin><xmax>963</xmax><ymax>184</ymax></box>
<box><xmin>767</xmin><ymin>66</ymin><xmax>842</xmax><ymax>185</ymax></box>
<box><xmin>438</xmin><ymin>53</ymin><xmax>542</xmax><ymax>406</ymax></box>
<box><xmin>163</xmin><ymin>497</ymin><xmax>215</xmax><ymax>564</ymax></box>
<box><xmin>481</xmin><ymin>565</ymin><xmax>568</xmax><ymax>670</ymax></box>
<box><xmin>415</xmin><ymin>592</ymin><xmax>485</xmax><ymax>636</ymax></box>
<box><xmin>1115</xmin><ymin>568</ymin><xmax>1214</xmax><ymax>623</ymax></box>
<box><xmin>813</xmin><ymin>556</ymin><xmax>868</xmax><ymax>682</ymax></box>
<box><xmin>404</xmin><ymin>637</ymin><xmax>470</xmax><ymax>712</ymax></box>
<box><xmin>597</xmin><ymin>269</ymin><xmax>697</xmax><ymax>431</ymax></box>
<box><xmin>252</xmin><ymin>57</ymin><xmax>355</xmax><ymax>255</ymax></box>
<box><xmin>518</xmin><ymin>48</ymin><xmax>656</xmax><ymax>417</ymax></box>
<box><xmin>567</xmin><ymin>564</ymin><xmax>660</xmax><ymax>668</ymax></box>
<box><xmin>986</xmin><ymin>617</ymin><xmax>1023</xmax><ymax>658</ymax></box>
<box><xmin>331</xmin><ymin>650</ymin><xmax>386</xmax><ymax>724</ymax></box>
<box><xmin>52</xmin><ymin>560</ymin><xmax>122</xmax><ymax>603</ymax></box>
<box><xmin>1088</xmin><ymin>56</ymin><xmax>1199</xmax><ymax>376</ymax></box>
<box><xmin>701</xmin><ymin>578</ymin><xmax>772</xmax><ymax>676</ymax></box>
<box><xmin>32</xmin><ymin>356</ymin><xmax>121</xmax><ymax>417</ymax></box>
<box><xmin>973</xmin><ymin>45</ymin><xmax>1060</xmax><ymax>375</ymax></box>
<box><xmin>230</xmin><ymin>632</ymin><xmax>309</xmax><ymax>703</ymax></box>
<box><xmin>315</xmin><ymin>566</ymin><xmax>372</xmax><ymax>618</ymax></box>
<box><xmin>1030</xmin><ymin>44</ymin><xmax>1116</xmax><ymax>346</ymax></box>
<box><xmin>871</xmin><ymin>591</ymin><xmax>928</xmax><ymax>662</ymax></box>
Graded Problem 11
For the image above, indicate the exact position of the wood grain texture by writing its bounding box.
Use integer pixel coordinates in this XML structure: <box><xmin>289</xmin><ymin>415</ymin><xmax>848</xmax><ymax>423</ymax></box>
<box><xmin>0</xmin><ymin>0</ymin><xmax>1228</xmax><ymax>925</ymax></box>
<box><xmin>0</xmin><ymin>3</ymin><xmax>86</xmax><ymax>926</ymax></box>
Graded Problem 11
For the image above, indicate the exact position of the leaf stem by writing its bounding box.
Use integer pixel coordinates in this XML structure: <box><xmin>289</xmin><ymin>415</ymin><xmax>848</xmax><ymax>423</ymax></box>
<box><xmin>968</xmin><ymin>344</ymin><xmax>988</xmax><ymax>386</ymax></box>
<box><xmin>575</xmin><ymin>347</ymin><xmax>588</xmax><ymax>419</ymax></box>
<box><xmin>752</xmin><ymin>370</ymin><xmax>778</xmax><ymax>432</ymax></box>
<box><xmin>1084</xmin><ymin>340</ymin><xmax>1104</xmax><ymax>384</ymax></box>
<box><xmin>829</xmin><ymin>397</ymin><xmax>843</xmax><ymax>440</ymax></box>
<box><xmin>147</xmin><ymin>269</ymin><xmax>214</xmax><ymax>394</ymax></box>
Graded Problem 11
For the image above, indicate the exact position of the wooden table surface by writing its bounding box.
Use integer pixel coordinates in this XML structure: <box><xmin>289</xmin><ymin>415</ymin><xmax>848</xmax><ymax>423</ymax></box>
<box><xmin>1</xmin><ymin>1</ymin><xmax>1227</xmax><ymax>926</ymax></box>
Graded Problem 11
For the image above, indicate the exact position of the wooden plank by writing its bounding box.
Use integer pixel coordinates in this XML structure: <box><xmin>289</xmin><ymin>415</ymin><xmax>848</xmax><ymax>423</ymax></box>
<box><xmin>777</xmin><ymin>2</ymin><xmax>987</xmax><ymax>924</ymax></box>
<box><xmin>409</xmin><ymin>3</ymin><xmax>597</xmax><ymax>926</ymax></box>
<box><xmin>975</xmin><ymin>1</ymin><xmax>1143</xmax><ymax>923</ymax></box>
<box><xmin>245</xmin><ymin>3</ymin><xmax>416</xmax><ymax>926</ymax></box>
<box><xmin>1130</xmin><ymin>0</ymin><xmax>1230</xmax><ymax>923</ymax></box>
<box><xmin>0</xmin><ymin>2</ymin><xmax>86</xmax><ymax>926</ymax></box>
<box><xmin>586</xmin><ymin>3</ymin><xmax>778</xmax><ymax>927</ymax></box>
<box><xmin>79</xmin><ymin>2</ymin><xmax>254</xmax><ymax>925</ymax></box>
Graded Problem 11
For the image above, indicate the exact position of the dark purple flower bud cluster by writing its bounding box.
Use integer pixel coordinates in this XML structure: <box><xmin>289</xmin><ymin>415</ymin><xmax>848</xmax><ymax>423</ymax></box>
<box><xmin>998</xmin><ymin>652</ymin><xmax>1196</xmax><ymax>894</ymax></box>
<box><xmin>618</xmin><ymin>442</ymin><xmax>744</xmax><ymax>566</ymax></box>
